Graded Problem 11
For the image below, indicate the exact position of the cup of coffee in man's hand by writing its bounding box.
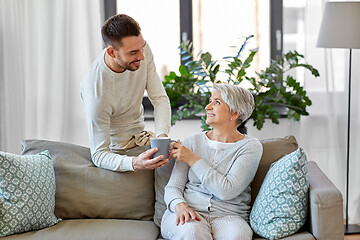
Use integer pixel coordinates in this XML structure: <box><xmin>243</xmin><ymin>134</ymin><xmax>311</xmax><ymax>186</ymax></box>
<box><xmin>150</xmin><ymin>137</ymin><xmax>173</xmax><ymax>160</ymax></box>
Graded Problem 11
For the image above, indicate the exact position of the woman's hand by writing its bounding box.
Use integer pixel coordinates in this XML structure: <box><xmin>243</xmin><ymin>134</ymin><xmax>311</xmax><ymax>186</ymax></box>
<box><xmin>170</xmin><ymin>141</ymin><xmax>200</xmax><ymax>167</ymax></box>
<box><xmin>175</xmin><ymin>202</ymin><xmax>201</xmax><ymax>225</ymax></box>
<box><xmin>157</xmin><ymin>133</ymin><xmax>168</xmax><ymax>138</ymax></box>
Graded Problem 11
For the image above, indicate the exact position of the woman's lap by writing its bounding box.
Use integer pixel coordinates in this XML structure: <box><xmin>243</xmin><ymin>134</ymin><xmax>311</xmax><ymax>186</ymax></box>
<box><xmin>161</xmin><ymin>210</ymin><xmax>252</xmax><ymax>240</ymax></box>
<box><xmin>211</xmin><ymin>215</ymin><xmax>252</xmax><ymax>240</ymax></box>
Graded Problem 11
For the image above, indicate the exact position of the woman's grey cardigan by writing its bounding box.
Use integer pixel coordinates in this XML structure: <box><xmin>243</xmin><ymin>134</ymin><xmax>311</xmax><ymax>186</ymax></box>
<box><xmin>164</xmin><ymin>132</ymin><xmax>263</xmax><ymax>221</ymax></box>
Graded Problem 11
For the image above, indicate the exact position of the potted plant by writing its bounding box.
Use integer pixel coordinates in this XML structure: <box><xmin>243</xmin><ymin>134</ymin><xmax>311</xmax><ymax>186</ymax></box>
<box><xmin>162</xmin><ymin>35</ymin><xmax>320</xmax><ymax>132</ymax></box>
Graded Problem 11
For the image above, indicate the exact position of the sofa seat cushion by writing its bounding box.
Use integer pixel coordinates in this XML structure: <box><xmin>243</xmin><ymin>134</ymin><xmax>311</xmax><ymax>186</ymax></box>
<box><xmin>21</xmin><ymin>140</ymin><xmax>155</xmax><ymax>221</ymax></box>
<box><xmin>253</xmin><ymin>231</ymin><xmax>315</xmax><ymax>240</ymax></box>
<box><xmin>2</xmin><ymin>219</ymin><xmax>159</xmax><ymax>240</ymax></box>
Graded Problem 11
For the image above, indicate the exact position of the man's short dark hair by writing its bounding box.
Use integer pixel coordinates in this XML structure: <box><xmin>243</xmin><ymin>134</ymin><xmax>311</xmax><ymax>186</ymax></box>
<box><xmin>101</xmin><ymin>14</ymin><xmax>141</xmax><ymax>49</ymax></box>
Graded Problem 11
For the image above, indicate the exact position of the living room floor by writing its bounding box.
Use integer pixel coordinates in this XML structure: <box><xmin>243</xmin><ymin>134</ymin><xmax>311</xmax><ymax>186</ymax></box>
<box><xmin>345</xmin><ymin>235</ymin><xmax>360</xmax><ymax>239</ymax></box>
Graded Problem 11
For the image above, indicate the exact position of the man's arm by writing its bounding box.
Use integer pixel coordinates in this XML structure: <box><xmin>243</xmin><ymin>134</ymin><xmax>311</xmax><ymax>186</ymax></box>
<box><xmin>80</xmin><ymin>83</ymin><xmax>135</xmax><ymax>171</ymax></box>
<box><xmin>144</xmin><ymin>45</ymin><xmax>171</xmax><ymax>137</ymax></box>
<box><xmin>80</xmin><ymin>73</ymin><xmax>169</xmax><ymax>172</ymax></box>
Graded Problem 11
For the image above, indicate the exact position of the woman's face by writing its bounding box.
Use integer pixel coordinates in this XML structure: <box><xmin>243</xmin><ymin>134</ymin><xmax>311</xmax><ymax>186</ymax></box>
<box><xmin>205</xmin><ymin>90</ymin><xmax>232</xmax><ymax>126</ymax></box>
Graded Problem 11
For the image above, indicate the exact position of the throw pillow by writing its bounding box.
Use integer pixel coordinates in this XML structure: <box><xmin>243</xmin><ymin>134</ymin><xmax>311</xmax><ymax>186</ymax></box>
<box><xmin>250</xmin><ymin>148</ymin><xmax>309</xmax><ymax>240</ymax></box>
<box><xmin>252</xmin><ymin>136</ymin><xmax>298</xmax><ymax>205</ymax></box>
<box><xmin>0</xmin><ymin>150</ymin><xmax>61</xmax><ymax>237</ymax></box>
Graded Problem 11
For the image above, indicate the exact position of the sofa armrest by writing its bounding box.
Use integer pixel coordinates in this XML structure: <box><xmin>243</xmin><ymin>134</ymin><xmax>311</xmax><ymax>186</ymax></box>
<box><xmin>308</xmin><ymin>161</ymin><xmax>344</xmax><ymax>240</ymax></box>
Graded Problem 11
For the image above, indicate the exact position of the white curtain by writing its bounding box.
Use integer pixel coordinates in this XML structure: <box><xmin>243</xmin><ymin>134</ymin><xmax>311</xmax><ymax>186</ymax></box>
<box><xmin>0</xmin><ymin>0</ymin><xmax>103</xmax><ymax>154</ymax></box>
<box><xmin>246</xmin><ymin>0</ymin><xmax>360</xmax><ymax>224</ymax></box>
<box><xmin>303</xmin><ymin>0</ymin><xmax>360</xmax><ymax>224</ymax></box>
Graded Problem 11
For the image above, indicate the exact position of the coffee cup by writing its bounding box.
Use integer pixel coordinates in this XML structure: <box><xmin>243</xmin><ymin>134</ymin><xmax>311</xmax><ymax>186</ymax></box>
<box><xmin>150</xmin><ymin>137</ymin><xmax>173</xmax><ymax>160</ymax></box>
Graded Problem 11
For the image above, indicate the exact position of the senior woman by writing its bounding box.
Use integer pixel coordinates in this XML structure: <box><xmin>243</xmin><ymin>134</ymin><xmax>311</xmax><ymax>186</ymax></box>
<box><xmin>161</xmin><ymin>84</ymin><xmax>263</xmax><ymax>240</ymax></box>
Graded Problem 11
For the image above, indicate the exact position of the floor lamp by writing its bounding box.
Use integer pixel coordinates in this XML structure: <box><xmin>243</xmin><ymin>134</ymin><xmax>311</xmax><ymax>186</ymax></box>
<box><xmin>317</xmin><ymin>1</ymin><xmax>360</xmax><ymax>235</ymax></box>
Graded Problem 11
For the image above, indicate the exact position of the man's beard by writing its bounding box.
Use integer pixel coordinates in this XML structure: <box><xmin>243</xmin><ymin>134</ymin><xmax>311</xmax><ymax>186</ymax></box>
<box><xmin>115</xmin><ymin>58</ymin><xmax>140</xmax><ymax>72</ymax></box>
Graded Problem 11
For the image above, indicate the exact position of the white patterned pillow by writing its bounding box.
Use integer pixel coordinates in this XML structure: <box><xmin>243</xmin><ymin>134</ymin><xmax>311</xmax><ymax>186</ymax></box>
<box><xmin>0</xmin><ymin>150</ymin><xmax>61</xmax><ymax>237</ymax></box>
<box><xmin>250</xmin><ymin>148</ymin><xmax>308</xmax><ymax>240</ymax></box>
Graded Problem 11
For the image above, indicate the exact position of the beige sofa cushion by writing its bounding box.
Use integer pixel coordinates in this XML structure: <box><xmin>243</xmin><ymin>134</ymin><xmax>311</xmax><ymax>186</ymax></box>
<box><xmin>21</xmin><ymin>140</ymin><xmax>155</xmax><ymax>221</ymax></box>
<box><xmin>251</xmin><ymin>135</ymin><xmax>299</xmax><ymax>205</ymax></box>
<box><xmin>2</xmin><ymin>219</ymin><xmax>159</xmax><ymax>240</ymax></box>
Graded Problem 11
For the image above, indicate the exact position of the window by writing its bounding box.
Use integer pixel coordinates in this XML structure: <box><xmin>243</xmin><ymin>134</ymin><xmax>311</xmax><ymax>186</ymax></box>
<box><xmin>117</xmin><ymin>1</ymin><xmax>180</xmax><ymax>80</ymax></box>
<box><xmin>192</xmin><ymin>0</ymin><xmax>270</xmax><ymax>81</ymax></box>
<box><xmin>116</xmin><ymin>0</ymin><xmax>270</xmax><ymax>83</ymax></box>
<box><xmin>115</xmin><ymin>1</ymin><xmax>272</xmax><ymax>117</ymax></box>
<box><xmin>282</xmin><ymin>0</ymin><xmax>346</xmax><ymax>91</ymax></box>
<box><xmin>283</xmin><ymin>0</ymin><xmax>306</xmax><ymax>86</ymax></box>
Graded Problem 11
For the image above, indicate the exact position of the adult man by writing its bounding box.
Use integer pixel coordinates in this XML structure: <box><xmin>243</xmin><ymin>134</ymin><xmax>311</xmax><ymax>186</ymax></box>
<box><xmin>80</xmin><ymin>14</ymin><xmax>171</xmax><ymax>172</ymax></box>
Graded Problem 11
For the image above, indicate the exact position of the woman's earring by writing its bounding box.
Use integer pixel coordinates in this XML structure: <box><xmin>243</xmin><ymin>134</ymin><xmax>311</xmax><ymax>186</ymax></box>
<box><xmin>230</xmin><ymin>118</ymin><xmax>233</xmax><ymax>121</ymax></box>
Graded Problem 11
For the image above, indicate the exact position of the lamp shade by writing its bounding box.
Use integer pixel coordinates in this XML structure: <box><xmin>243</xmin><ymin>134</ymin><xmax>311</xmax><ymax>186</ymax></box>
<box><xmin>317</xmin><ymin>1</ymin><xmax>360</xmax><ymax>49</ymax></box>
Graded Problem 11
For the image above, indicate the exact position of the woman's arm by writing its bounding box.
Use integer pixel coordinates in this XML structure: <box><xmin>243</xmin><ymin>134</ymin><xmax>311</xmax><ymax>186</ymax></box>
<box><xmin>164</xmin><ymin>160</ymin><xmax>189</xmax><ymax>212</ymax></box>
<box><xmin>171</xmin><ymin>140</ymin><xmax>263</xmax><ymax>201</ymax></box>
<box><xmin>192</xmin><ymin>145</ymin><xmax>262</xmax><ymax>201</ymax></box>
<box><xmin>164</xmin><ymin>159</ymin><xmax>201</xmax><ymax>225</ymax></box>
<box><xmin>165</xmin><ymin>139</ymin><xmax>201</xmax><ymax>224</ymax></box>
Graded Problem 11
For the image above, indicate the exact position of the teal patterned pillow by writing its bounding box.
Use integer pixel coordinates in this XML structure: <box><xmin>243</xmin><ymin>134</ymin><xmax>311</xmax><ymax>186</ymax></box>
<box><xmin>0</xmin><ymin>150</ymin><xmax>61</xmax><ymax>237</ymax></box>
<box><xmin>250</xmin><ymin>148</ymin><xmax>308</xmax><ymax>240</ymax></box>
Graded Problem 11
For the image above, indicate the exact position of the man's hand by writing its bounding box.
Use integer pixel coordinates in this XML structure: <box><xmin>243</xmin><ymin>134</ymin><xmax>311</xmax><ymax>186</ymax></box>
<box><xmin>175</xmin><ymin>202</ymin><xmax>201</xmax><ymax>225</ymax></box>
<box><xmin>132</xmin><ymin>148</ymin><xmax>169</xmax><ymax>171</ymax></box>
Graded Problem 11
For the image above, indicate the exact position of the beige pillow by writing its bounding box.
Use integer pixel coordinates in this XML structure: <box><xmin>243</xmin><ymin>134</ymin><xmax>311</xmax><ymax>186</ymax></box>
<box><xmin>251</xmin><ymin>135</ymin><xmax>299</xmax><ymax>205</ymax></box>
<box><xmin>21</xmin><ymin>140</ymin><xmax>155</xmax><ymax>221</ymax></box>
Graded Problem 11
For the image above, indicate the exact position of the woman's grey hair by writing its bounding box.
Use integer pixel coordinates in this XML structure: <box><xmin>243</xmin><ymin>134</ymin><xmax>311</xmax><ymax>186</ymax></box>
<box><xmin>212</xmin><ymin>83</ymin><xmax>255</xmax><ymax>126</ymax></box>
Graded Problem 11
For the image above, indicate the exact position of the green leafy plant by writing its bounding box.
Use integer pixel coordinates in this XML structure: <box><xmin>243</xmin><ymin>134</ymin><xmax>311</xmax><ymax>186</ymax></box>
<box><xmin>163</xmin><ymin>35</ymin><xmax>320</xmax><ymax>131</ymax></box>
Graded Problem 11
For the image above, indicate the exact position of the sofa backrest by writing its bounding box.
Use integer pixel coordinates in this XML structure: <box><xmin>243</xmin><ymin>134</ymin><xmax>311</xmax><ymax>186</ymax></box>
<box><xmin>21</xmin><ymin>140</ymin><xmax>155</xmax><ymax>221</ymax></box>
<box><xmin>21</xmin><ymin>136</ymin><xmax>299</xmax><ymax>221</ymax></box>
<box><xmin>251</xmin><ymin>135</ymin><xmax>298</xmax><ymax>206</ymax></box>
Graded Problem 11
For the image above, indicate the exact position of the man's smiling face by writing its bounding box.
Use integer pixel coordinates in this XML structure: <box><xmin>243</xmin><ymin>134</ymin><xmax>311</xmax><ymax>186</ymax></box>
<box><xmin>113</xmin><ymin>33</ymin><xmax>146</xmax><ymax>72</ymax></box>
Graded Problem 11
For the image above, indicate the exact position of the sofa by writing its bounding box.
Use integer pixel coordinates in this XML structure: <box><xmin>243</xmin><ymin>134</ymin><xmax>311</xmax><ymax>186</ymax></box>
<box><xmin>2</xmin><ymin>136</ymin><xmax>344</xmax><ymax>240</ymax></box>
